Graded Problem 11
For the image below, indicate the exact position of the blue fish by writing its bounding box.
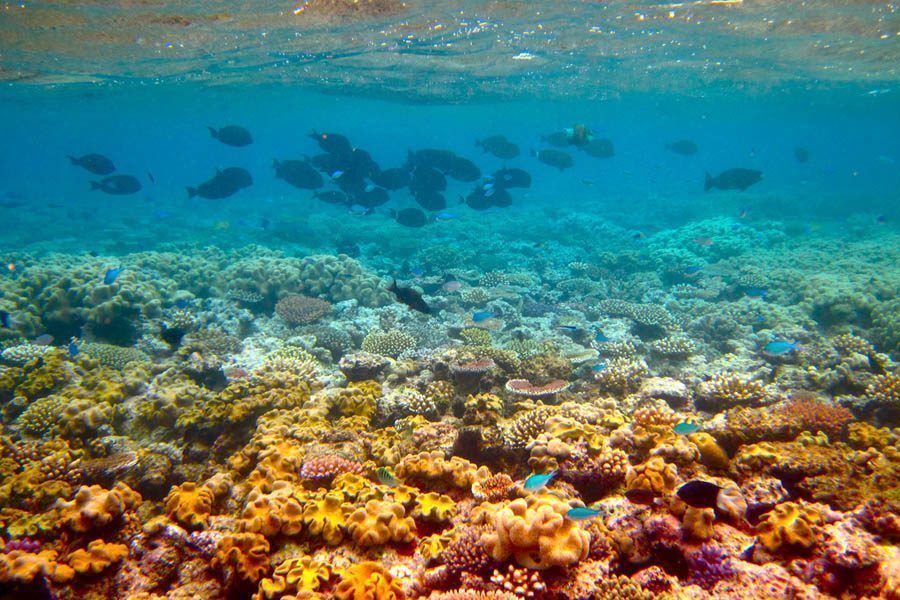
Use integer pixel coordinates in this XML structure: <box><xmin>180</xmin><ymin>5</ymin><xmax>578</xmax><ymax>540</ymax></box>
<box><xmin>472</xmin><ymin>310</ymin><xmax>494</xmax><ymax>322</ymax></box>
<box><xmin>557</xmin><ymin>325</ymin><xmax>579</xmax><ymax>332</ymax></box>
<box><xmin>434</xmin><ymin>211</ymin><xmax>457</xmax><ymax>222</ymax></box>
<box><xmin>594</xmin><ymin>331</ymin><xmax>609</xmax><ymax>343</ymax></box>
<box><xmin>566</xmin><ymin>506</ymin><xmax>603</xmax><ymax>520</ymax></box>
<box><xmin>673</xmin><ymin>422</ymin><xmax>700</xmax><ymax>435</ymax></box>
<box><xmin>67</xmin><ymin>340</ymin><xmax>80</xmax><ymax>357</ymax></box>
<box><xmin>744</xmin><ymin>287</ymin><xmax>767</xmax><ymax>299</ymax></box>
<box><xmin>523</xmin><ymin>470</ymin><xmax>556</xmax><ymax>491</ymax></box>
<box><xmin>482</xmin><ymin>182</ymin><xmax>494</xmax><ymax>191</ymax></box>
<box><xmin>348</xmin><ymin>204</ymin><xmax>371</xmax><ymax>216</ymax></box>
<box><xmin>174</xmin><ymin>299</ymin><xmax>190</xmax><ymax>309</ymax></box>
<box><xmin>763</xmin><ymin>340</ymin><xmax>799</xmax><ymax>355</ymax></box>
<box><xmin>155</xmin><ymin>210</ymin><xmax>173</xmax><ymax>220</ymax></box>
<box><xmin>0</xmin><ymin>310</ymin><xmax>10</xmax><ymax>329</ymax></box>
<box><xmin>103</xmin><ymin>267</ymin><xmax>123</xmax><ymax>285</ymax></box>
<box><xmin>683</xmin><ymin>265</ymin><xmax>703</xmax><ymax>276</ymax></box>
<box><xmin>591</xmin><ymin>363</ymin><xmax>607</xmax><ymax>373</ymax></box>
<box><xmin>331</xmin><ymin>170</ymin><xmax>344</xmax><ymax>179</ymax></box>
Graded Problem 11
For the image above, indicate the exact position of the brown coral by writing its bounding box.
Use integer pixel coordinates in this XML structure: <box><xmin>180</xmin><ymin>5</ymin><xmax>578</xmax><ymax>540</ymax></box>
<box><xmin>66</xmin><ymin>540</ymin><xmax>128</xmax><ymax>574</ymax></box>
<box><xmin>55</xmin><ymin>482</ymin><xmax>141</xmax><ymax>533</ymax></box>
<box><xmin>333</xmin><ymin>561</ymin><xmax>403</xmax><ymax>600</ymax></box>
<box><xmin>696</xmin><ymin>373</ymin><xmax>769</xmax><ymax>411</ymax></box>
<box><xmin>164</xmin><ymin>481</ymin><xmax>216</xmax><ymax>529</ymax></box>
<box><xmin>275</xmin><ymin>294</ymin><xmax>332</xmax><ymax>325</ymax></box>
<box><xmin>212</xmin><ymin>532</ymin><xmax>271</xmax><ymax>583</ymax></box>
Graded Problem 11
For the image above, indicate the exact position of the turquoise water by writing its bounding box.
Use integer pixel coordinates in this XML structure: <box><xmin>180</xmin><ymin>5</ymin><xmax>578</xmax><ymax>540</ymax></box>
<box><xmin>1</xmin><ymin>2</ymin><xmax>899</xmax><ymax>598</ymax></box>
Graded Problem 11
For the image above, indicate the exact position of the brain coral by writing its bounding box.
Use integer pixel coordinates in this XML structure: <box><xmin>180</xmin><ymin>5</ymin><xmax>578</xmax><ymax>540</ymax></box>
<box><xmin>481</xmin><ymin>493</ymin><xmax>591</xmax><ymax>570</ymax></box>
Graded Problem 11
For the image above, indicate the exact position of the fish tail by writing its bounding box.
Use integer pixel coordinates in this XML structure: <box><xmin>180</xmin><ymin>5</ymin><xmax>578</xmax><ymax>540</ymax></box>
<box><xmin>89</xmin><ymin>181</ymin><xmax>100</xmax><ymax>191</ymax></box>
<box><xmin>704</xmin><ymin>172</ymin><xmax>714</xmax><ymax>192</ymax></box>
<box><xmin>186</xmin><ymin>187</ymin><xmax>197</xmax><ymax>199</ymax></box>
<box><xmin>207</xmin><ymin>126</ymin><xmax>217</xmax><ymax>138</ymax></box>
<box><xmin>66</xmin><ymin>155</ymin><xmax>78</xmax><ymax>165</ymax></box>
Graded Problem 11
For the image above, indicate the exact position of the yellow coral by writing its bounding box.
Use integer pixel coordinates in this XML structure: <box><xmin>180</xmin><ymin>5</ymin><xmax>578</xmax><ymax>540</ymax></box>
<box><xmin>333</xmin><ymin>561</ymin><xmax>403</xmax><ymax>600</ymax></box>
<box><xmin>413</xmin><ymin>492</ymin><xmax>456</xmax><ymax>523</ymax></box>
<box><xmin>688</xmin><ymin>432</ymin><xmax>730</xmax><ymax>470</ymax></box>
<box><xmin>0</xmin><ymin>549</ymin><xmax>75</xmax><ymax>584</ymax></box>
<box><xmin>303</xmin><ymin>492</ymin><xmax>350</xmax><ymax>546</ymax></box>
<box><xmin>395</xmin><ymin>451</ymin><xmax>490</xmax><ymax>490</ymax></box>
<box><xmin>481</xmin><ymin>493</ymin><xmax>591</xmax><ymax>570</ymax></box>
<box><xmin>625</xmin><ymin>456</ymin><xmax>678</xmax><ymax>497</ymax></box>
<box><xmin>756</xmin><ymin>502</ymin><xmax>823</xmax><ymax>552</ymax></box>
<box><xmin>66</xmin><ymin>539</ymin><xmax>128</xmax><ymax>574</ymax></box>
<box><xmin>55</xmin><ymin>482</ymin><xmax>141</xmax><ymax>533</ymax></box>
<box><xmin>346</xmin><ymin>499</ymin><xmax>416</xmax><ymax>547</ymax></box>
<box><xmin>683</xmin><ymin>507</ymin><xmax>715</xmax><ymax>540</ymax></box>
<box><xmin>164</xmin><ymin>482</ymin><xmax>215</xmax><ymax>529</ymax></box>
<box><xmin>239</xmin><ymin>481</ymin><xmax>304</xmax><ymax>537</ymax></box>
<box><xmin>212</xmin><ymin>532</ymin><xmax>271</xmax><ymax>583</ymax></box>
<box><xmin>258</xmin><ymin>556</ymin><xmax>331</xmax><ymax>598</ymax></box>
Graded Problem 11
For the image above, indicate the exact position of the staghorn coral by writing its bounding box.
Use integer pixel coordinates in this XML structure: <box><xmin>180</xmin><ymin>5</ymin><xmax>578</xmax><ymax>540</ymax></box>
<box><xmin>480</xmin><ymin>493</ymin><xmax>591</xmax><ymax>570</ymax></box>
<box><xmin>695</xmin><ymin>373</ymin><xmax>769</xmax><ymax>411</ymax></box>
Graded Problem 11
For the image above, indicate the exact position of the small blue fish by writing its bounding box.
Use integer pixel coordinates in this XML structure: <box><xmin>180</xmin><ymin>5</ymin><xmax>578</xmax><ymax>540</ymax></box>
<box><xmin>673</xmin><ymin>422</ymin><xmax>700</xmax><ymax>435</ymax></box>
<box><xmin>485</xmin><ymin>188</ymin><xmax>495</xmax><ymax>197</ymax></box>
<box><xmin>591</xmin><ymin>363</ymin><xmax>607</xmax><ymax>373</ymax></box>
<box><xmin>683</xmin><ymin>265</ymin><xmax>703</xmax><ymax>277</ymax></box>
<box><xmin>744</xmin><ymin>287</ymin><xmax>767</xmax><ymax>299</ymax></box>
<box><xmin>482</xmin><ymin>182</ymin><xmax>494</xmax><ymax>191</ymax></box>
<box><xmin>103</xmin><ymin>267</ymin><xmax>123</xmax><ymax>285</ymax></box>
<box><xmin>409</xmin><ymin>266</ymin><xmax>425</xmax><ymax>277</ymax></box>
<box><xmin>376</xmin><ymin>467</ymin><xmax>398</xmax><ymax>487</ymax></box>
<box><xmin>174</xmin><ymin>299</ymin><xmax>190</xmax><ymax>309</ymax></box>
<box><xmin>472</xmin><ymin>310</ymin><xmax>494</xmax><ymax>323</ymax></box>
<box><xmin>594</xmin><ymin>331</ymin><xmax>609</xmax><ymax>343</ymax></box>
<box><xmin>763</xmin><ymin>340</ymin><xmax>799</xmax><ymax>355</ymax></box>
<box><xmin>523</xmin><ymin>470</ymin><xmax>557</xmax><ymax>491</ymax></box>
<box><xmin>557</xmin><ymin>325</ymin><xmax>579</xmax><ymax>332</ymax></box>
<box><xmin>566</xmin><ymin>506</ymin><xmax>603</xmax><ymax>520</ymax></box>
<box><xmin>331</xmin><ymin>170</ymin><xmax>344</xmax><ymax>179</ymax></box>
<box><xmin>67</xmin><ymin>340</ymin><xmax>80</xmax><ymax>357</ymax></box>
<box><xmin>434</xmin><ymin>211</ymin><xmax>457</xmax><ymax>222</ymax></box>
<box><xmin>348</xmin><ymin>204</ymin><xmax>371</xmax><ymax>216</ymax></box>
<box><xmin>0</xmin><ymin>310</ymin><xmax>10</xmax><ymax>328</ymax></box>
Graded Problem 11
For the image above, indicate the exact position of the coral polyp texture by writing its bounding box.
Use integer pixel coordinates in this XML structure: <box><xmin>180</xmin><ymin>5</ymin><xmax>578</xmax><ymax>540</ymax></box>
<box><xmin>0</xmin><ymin>231</ymin><xmax>896</xmax><ymax>600</ymax></box>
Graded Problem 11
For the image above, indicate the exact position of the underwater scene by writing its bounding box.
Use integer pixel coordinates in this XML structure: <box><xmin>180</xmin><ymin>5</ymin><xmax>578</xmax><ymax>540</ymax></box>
<box><xmin>1</xmin><ymin>1</ymin><xmax>899</xmax><ymax>598</ymax></box>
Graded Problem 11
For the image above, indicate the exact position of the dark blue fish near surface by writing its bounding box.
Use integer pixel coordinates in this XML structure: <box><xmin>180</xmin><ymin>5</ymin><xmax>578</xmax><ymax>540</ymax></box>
<box><xmin>104</xmin><ymin>267</ymin><xmax>123</xmax><ymax>285</ymax></box>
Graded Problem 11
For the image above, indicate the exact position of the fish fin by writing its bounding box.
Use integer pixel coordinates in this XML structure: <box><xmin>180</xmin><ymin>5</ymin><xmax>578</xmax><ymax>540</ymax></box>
<box><xmin>207</xmin><ymin>126</ymin><xmax>217</xmax><ymax>138</ymax></box>
<box><xmin>89</xmin><ymin>181</ymin><xmax>100</xmax><ymax>191</ymax></box>
<box><xmin>704</xmin><ymin>172</ymin><xmax>714</xmax><ymax>192</ymax></box>
<box><xmin>66</xmin><ymin>155</ymin><xmax>79</xmax><ymax>165</ymax></box>
<box><xmin>186</xmin><ymin>187</ymin><xmax>197</xmax><ymax>199</ymax></box>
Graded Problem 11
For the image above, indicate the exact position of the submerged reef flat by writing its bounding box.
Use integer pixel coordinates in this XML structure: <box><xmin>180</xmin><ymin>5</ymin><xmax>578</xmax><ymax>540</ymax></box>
<box><xmin>0</xmin><ymin>229</ymin><xmax>898</xmax><ymax>599</ymax></box>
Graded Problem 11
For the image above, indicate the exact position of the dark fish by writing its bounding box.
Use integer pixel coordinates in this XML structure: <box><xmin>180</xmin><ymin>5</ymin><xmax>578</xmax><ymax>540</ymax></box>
<box><xmin>347</xmin><ymin>148</ymin><xmax>380</xmax><ymax>179</ymax></box>
<box><xmin>0</xmin><ymin>310</ymin><xmax>11</xmax><ymax>328</ymax></box>
<box><xmin>392</xmin><ymin>208</ymin><xmax>428</xmax><ymax>228</ymax></box>
<box><xmin>532</xmin><ymin>149</ymin><xmax>574</xmax><ymax>171</ymax></box>
<box><xmin>370</xmin><ymin>167</ymin><xmax>410</xmax><ymax>190</ymax></box>
<box><xmin>625</xmin><ymin>487</ymin><xmax>658</xmax><ymax>505</ymax></box>
<box><xmin>313</xmin><ymin>190</ymin><xmax>348</xmax><ymax>205</ymax></box>
<box><xmin>704</xmin><ymin>168</ymin><xmax>762</xmax><ymax>192</ymax></box>
<box><xmin>357</xmin><ymin>186</ymin><xmax>390</xmax><ymax>208</ymax></box>
<box><xmin>310</xmin><ymin>131</ymin><xmax>353</xmax><ymax>156</ymax></box>
<box><xmin>147</xmin><ymin>171</ymin><xmax>155</xmax><ymax>184</ymax></box>
<box><xmin>415</xmin><ymin>190</ymin><xmax>447</xmax><ymax>211</ymax></box>
<box><xmin>408</xmin><ymin>149</ymin><xmax>457</xmax><ymax>173</ymax></box>
<box><xmin>68</xmin><ymin>153</ymin><xmax>115</xmax><ymax>175</ymax></box>
<box><xmin>273</xmin><ymin>159</ymin><xmax>323</xmax><ymax>190</ymax></box>
<box><xmin>174</xmin><ymin>299</ymin><xmax>191</xmax><ymax>309</ymax></box>
<box><xmin>90</xmin><ymin>175</ymin><xmax>142</xmax><ymax>195</ymax></box>
<box><xmin>310</xmin><ymin>153</ymin><xmax>348</xmax><ymax>174</ymax></box>
<box><xmin>489</xmin><ymin>187</ymin><xmax>513</xmax><ymax>207</ymax></box>
<box><xmin>493</xmin><ymin>168</ymin><xmax>532</xmax><ymax>189</ymax></box>
<box><xmin>187</xmin><ymin>167</ymin><xmax>253</xmax><ymax>200</ymax></box>
<box><xmin>388</xmin><ymin>279</ymin><xmax>430</xmax><ymax>314</ymax></box>
<box><xmin>67</xmin><ymin>340</ymin><xmax>80</xmax><ymax>357</ymax></box>
<box><xmin>581</xmin><ymin>138</ymin><xmax>615</xmax><ymax>159</ymax></box>
<box><xmin>103</xmin><ymin>266</ymin><xmax>123</xmax><ymax>284</ymax></box>
<box><xmin>666</xmin><ymin>140</ymin><xmax>698</xmax><ymax>156</ymax></box>
<box><xmin>541</xmin><ymin>131</ymin><xmax>569</xmax><ymax>147</ymax></box>
<box><xmin>465</xmin><ymin>187</ymin><xmax>494</xmax><ymax>210</ymax></box>
<box><xmin>676</xmin><ymin>479</ymin><xmax>722</xmax><ymax>510</ymax></box>
<box><xmin>794</xmin><ymin>147</ymin><xmax>809</xmax><ymax>163</ymax></box>
<box><xmin>336</xmin><ymin>173</ymin><xmax>368</xmax><ymax>198</ymax></box>
<box><xmin>447</xmin><ymin>156</ymin><xmax>481</xmax><ymax>182</ymax></box>
<box><xmin>208</xmin><ymin>125</ymin><xmax>253</xmax><ymax>147</ymax></box>
<box><xmin>476</xmin><ymin>135</ymin><xmax>520</xmax><ymax>159</ymax></box>
<box><xmin>409</xmin><ymin>166</ymin><xmax>447</xmax><ymax>195</ymax></box>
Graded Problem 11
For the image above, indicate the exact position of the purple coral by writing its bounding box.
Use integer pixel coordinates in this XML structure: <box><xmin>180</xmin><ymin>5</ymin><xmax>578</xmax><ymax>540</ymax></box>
<box><xmin>1</xmin><ymin>537</ymin><xmax>41</xmax><ymax>553</ymax></box>
<box><xmin>688</xmin><ymin>544</ymin><xmax>735</xmax><ymax>590</ymax></box>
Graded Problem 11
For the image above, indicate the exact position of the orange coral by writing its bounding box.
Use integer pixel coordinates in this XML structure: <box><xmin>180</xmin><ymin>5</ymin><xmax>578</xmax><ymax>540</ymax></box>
<box><xmin>333</xmin><ymin>561</ymin><xmax>403</xmax><ymax>600</ymax></box>
<box><xmin>66</xmin><ymin>539</ymin><xmax>128</xmax><ymax>574</ymax></box>
<box><xmin>0</xmin><ymin>549</ymin><xmax>75</xmax><ymax>584</ymax></box>
<box><xmin>239</xmin><ymin>481</ymin><xmax>304</xmax><ymax>537</ymax></box>
<box><xmin>303</xmin><ymin>491</ymin><xmax>350</xmax><ymax>545</ymax></box>
<box><xmin>756</xmin><ymin>502</ymin><xmax>823</xmax><ymax>552</ymax></box>
<box><xmin>164</xmin><ymin>482</ymin><xmax>216</xmax><ymax>528</ymax></box>
<box><xmin>346</xmin><ymin>499</ymin><xmax>416</xmax><ymax>547</ymax></box>
<box><xmin>212</xmin><ymin>532</ymin><xmax>271</xmax><ymax>583</ymax></box>
<box><xmin>55</xmin><ymin>482</ymin><xmax>141</xmax><ymax>532</ymax></box>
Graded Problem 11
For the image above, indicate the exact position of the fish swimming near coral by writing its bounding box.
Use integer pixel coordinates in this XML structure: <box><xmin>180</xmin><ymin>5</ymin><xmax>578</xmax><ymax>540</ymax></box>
<box><xmin>673</xmin><ymin>422</ymin><xmax>701</xmax><ymax>435</ymax></box>
<box><xmin>33</xmin><ymin>334</ymin><xmax>54</xmax><ymax>346</ymax></box>
<box><xmin>492</xmin><ymin>168</ymin><xmax>532</xmax><ymax>189</ymax></box>
<box><xmin>676</xmin><ymin>479</ymin><xmax>746</xmax><ymax>522</ymax></box>
<box><xmin>67</xmin><ymin>340</ymin><xmax>80</xmax><ymax>357</ymax></box>
<box><xmin>208</xmin><ymin>125</ymin><xmax>253</xmax><ymax>147</ymax></box>
<box><xmin>763</xmin><ymin>340</ymin><xmax>799</xmax><ymax>356</ymax></box>
<box><xmin>68</xmin><ymin>153</ymin><xmax>116</xmax><ymax>175</ymax></box>
<box><xmin>391</xmin><ymin>208</ymin><xmax>428</xmax><ymax>228</ymax></box>
<box><xmin>90</xmin><ymin>175</ymin><xmax>142</xmax><ymax>195</ymax></box>
<box><xmin>704</xmin><ymin>168</ymin><xmax>762</xmax><ymax>192</ymax></box>
<box><xmin>376</xmin><ymin>467</ymin><xmax>399</xmax><ymax>487</ymax></box>
<box><xmin>388</xmin><ymin>279</ymin><xmax>430</xmax><ymax>314</ymax></box>
<box><xmin>103</xmin><ymin>266</ymin><xmax>124</xmax><ymax>285</ymax></box>
<box><xmin>472</xmin><ymin>311</ymin><xmax>494</xmax><ymax>323</ymax></box>
<box><xmin>566</xmin><ymin>506</ymin><xmax>603</xmax><ymax>520</ymax></box>
<box><xmin>523</xmin><ymin>470</ymin><xmax>557</xmax><ymax>491</ymax></box>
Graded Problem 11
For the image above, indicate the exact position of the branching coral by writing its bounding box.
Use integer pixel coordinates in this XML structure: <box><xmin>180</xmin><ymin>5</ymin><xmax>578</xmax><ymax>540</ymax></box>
<box><xmin>695</xmin><ymin>373</ymin><xmax>769</xmax><ymax>411</ymax></box>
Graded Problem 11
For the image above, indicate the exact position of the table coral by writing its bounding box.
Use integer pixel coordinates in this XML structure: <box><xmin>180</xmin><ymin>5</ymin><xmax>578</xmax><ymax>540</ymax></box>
<box><xmin>480</xmin><ymin>493</ymin><xmax>591</xmax><ymax>570</ymax></box>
